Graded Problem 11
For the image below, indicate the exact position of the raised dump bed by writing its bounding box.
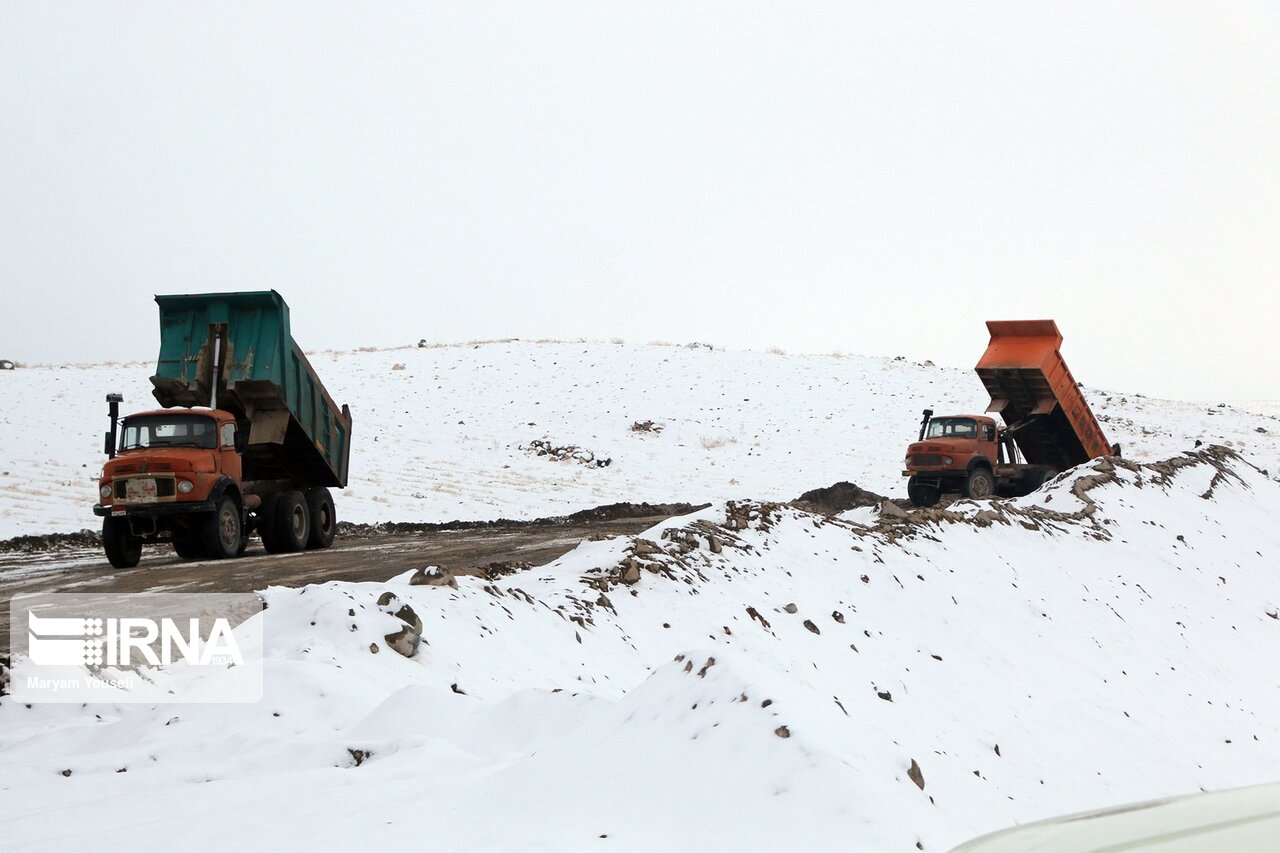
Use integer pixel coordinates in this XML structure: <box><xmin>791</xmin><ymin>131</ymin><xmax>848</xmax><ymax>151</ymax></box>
<box><xmin>976</xmin><ymin>319</ymin><xmax>1116</xmax><ymax>471</ymax></box>
<box><xmin>903</xmin><ymin>319</ymin><xmax>1116</xmax><ymax>507</ymax></box>
<box><xmin>149</xmin><ymin>290</ymin><xmax>352</xmax><ymax>488</ymax></box>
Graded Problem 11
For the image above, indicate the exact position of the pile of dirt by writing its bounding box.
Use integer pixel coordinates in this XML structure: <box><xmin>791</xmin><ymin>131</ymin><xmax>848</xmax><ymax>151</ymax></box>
<box><xmin>563</xmin><ymin>501</ymin><xmax>709</xmax><ymax>523</ymax></box>
<box><xmin>790</xmin><ymin>482</ymin><xmax>890</xmax><ymax>515</ymax></box>
<box><xmin>0</xmin><ymin>529</ymin><xmax>100</xmax><ymax>554</ymax></box>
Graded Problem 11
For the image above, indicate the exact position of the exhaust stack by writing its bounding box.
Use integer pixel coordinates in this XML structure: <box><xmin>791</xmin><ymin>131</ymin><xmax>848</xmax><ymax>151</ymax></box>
<box><xmin>918</xmin><ymin>409</ymin><xmax>933</xmax><ymax>442</ymax></box>
<box><xmin>104</xmin><ymin>393</ymin><xmax>123</xmax><ymax>458</ymax></box>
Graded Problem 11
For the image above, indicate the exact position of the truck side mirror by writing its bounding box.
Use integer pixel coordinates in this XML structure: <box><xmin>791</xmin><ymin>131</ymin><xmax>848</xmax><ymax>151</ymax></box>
<box><xmin>234</xmin><ymin>431</ymin><xmax>248</xmax><ymax>453</ymax></box>
<box><xmin>104</xmin><ymin>432</ymin><xmax>114</xmax><ymax>456</ymax></box>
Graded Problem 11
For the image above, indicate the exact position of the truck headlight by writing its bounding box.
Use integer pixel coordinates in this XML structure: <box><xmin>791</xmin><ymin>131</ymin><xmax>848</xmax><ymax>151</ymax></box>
<box><xmin>177</xmin><ymin>480</ymin><xmax>195</xmax><ymax>494</ymax></box>
<box><xmin>100</xmin><ymin>484</ymin><xmax>112</xmax><ymax>500</ymax></box>
<box><xmin>943</xmin><ymin>456</ymin><xmax>953</xmax><ymax>465</ymax></box>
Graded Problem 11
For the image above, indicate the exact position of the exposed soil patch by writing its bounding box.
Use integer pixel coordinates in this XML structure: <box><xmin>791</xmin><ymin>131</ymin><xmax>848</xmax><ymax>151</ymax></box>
<box><xmin>1</xmin><ymin>502</ymin><xmax>709</xmax><ymax>553</ymax></box>
<box><xmin>0</xmin><ymin>530</ymin><xmax>101</xmax><ymax>555</ymax></box>
<box><xmin>791</xmin><ymin>482</ymin><xmax>889</xmax><ymax>515</ymax></box>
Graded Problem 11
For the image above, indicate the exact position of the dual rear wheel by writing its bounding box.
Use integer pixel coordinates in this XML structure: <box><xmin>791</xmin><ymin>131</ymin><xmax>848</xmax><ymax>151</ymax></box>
<box><xmin>159</xmin><ymin>487</ymin><xmax>336</xmax><ymax>562</ymax></box>
<box><xmin>259</xmin><ymin>488</ymin><xmax>335</xmax><ymax>553</ymax></box>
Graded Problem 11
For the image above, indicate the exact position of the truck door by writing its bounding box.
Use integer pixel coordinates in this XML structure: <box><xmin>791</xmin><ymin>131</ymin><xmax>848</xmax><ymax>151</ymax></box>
<box><xmin>980</xmin><ymin>422</ymin><xmax>999</xmax><ymax>465</ymax></box>
<box><xmin>219</xmin><ymin>421</ymin><xmax>243</xmax><ymax>482</ymax></box>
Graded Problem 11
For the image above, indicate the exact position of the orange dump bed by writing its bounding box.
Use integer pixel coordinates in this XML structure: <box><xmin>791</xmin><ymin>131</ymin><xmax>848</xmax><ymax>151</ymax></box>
<box><xmin>976</xmin><ymin>320</ymin><xmax>1114</xmax><ymax>470</ymax></box>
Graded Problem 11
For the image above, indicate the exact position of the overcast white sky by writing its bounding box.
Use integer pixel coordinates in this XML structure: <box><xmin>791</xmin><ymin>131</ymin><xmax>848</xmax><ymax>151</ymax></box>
<box><xmin>2</xmin><ymin>2</ymin><xmax>1276</xmax><ymax>402</ymax></box>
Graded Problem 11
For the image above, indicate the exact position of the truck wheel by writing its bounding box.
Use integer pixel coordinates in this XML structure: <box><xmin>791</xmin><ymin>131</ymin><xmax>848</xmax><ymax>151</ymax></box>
<box><xmin>1034</xmin><ymin>469</ymin><xmax>1058</xmax><ymax>492</ymax></box>
<box><xmin>965</xmin><ymin>468</ymin><xmax>995</xmax><ymax>500</ymax></box>
<box><xmin>173</xmin><ymin>533</ymin><xmax>205</xmax><ymax>560</ymax></box>
<box><xmin>103</xmin><ymin>516</ymin><xmax>142</xmax><ymax>569</ymax></box>
<box><xmin>305</xmin><ymin>487</ymin><xmax>336</xmax><ymax>549</ymax></box>
<box><xmin>203</xmin><ymin>495</ymin><xmax>244</xmax><ymax>559</ymax></box>
<box><xmin>907</xmin><ymin>478</ymin><xmax>941</xmax><ymax>508</ymax></box>
<box><xmin>273</xmin><ymin>490</ymin><xmax>310</xmax><ymax>552</ymax></box>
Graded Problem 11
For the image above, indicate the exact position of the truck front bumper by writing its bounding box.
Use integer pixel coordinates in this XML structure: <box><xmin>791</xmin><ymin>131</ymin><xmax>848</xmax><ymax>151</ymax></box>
<box><xmin>94</xmin><ymin>500</ymin><xmax>217</xmax><ymax>518</ymax></box>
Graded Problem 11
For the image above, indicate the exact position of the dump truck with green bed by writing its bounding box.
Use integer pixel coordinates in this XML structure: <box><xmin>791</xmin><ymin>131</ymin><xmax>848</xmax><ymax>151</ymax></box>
<box><xmin>93</xmin><ymin>290</ymin><xmax>352</xmax><ymax>568</ymax></box>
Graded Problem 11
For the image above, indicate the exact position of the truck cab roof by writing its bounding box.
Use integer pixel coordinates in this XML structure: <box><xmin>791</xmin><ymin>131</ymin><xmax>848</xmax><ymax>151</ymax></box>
<box><xmin>125</xmin><ymin>408</ymin><xmax>236</xmax><ymax>421</ymax></box>
<box><xmin>931</xmin><ymin>414</ymin><xmax>998</xmax><ymax>425</ymax></box>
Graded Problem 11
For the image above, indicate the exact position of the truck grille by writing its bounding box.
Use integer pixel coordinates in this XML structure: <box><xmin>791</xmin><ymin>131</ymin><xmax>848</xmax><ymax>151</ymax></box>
<box><xmin>113</xmin><ymin>476</ymin><xmax>177</xmax><ymax>502</ymax></box>
<box><xmin>909</xmin><ymin>454</ymin><xmax>947</xmax><ymax>468</ymax></box>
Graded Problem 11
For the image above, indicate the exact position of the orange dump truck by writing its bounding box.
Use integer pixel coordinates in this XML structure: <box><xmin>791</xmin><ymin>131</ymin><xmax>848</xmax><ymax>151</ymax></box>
<box><xmin>903</xmin><ymin>320</ymin><xmax>1118</xmax><ymax>507</ymax></box>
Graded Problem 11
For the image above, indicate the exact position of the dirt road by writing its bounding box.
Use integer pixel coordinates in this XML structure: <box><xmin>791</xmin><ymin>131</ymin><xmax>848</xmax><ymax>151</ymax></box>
<box><xmin>0</xmin><ymin>513</ymin><xmax>677</xmax><ymax>655</ymax></box>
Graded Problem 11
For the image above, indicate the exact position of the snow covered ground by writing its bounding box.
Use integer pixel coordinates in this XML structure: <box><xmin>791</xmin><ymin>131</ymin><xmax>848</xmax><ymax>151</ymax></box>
<box><xmin>2</xmin><ymin>446</ymin><xmax>1279</xmax><ymax>850</ymax></box>
<box><xmin>1</xmin><ymin>340</ymin><xmax>1277</xmax><ymax>540</ymax></box>
<box><xmin>3</xmin><ymin>341</ymin><xmax>1280</xmax><ymax>851</ymax></box>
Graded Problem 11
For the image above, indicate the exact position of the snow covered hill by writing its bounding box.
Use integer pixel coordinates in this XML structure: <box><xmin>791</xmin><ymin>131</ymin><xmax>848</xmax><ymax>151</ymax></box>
<box><xmin>1</xmin><ymin>340</ymin><xmax>1277</xmax><ymax>540</ymax></box>
<box><xmin>2</xmin><ymin>446</ymin><xmax>1278</xmax><ymax>850</ymax></box>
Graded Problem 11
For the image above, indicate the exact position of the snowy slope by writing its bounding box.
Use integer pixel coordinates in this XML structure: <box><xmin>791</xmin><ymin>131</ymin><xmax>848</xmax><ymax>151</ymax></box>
<box><xmin>1</xmin><ymin>341</ymin><xmax>1277</xmax><ymax>540</ymax></box>
<box><xmin>3</xmin><ymin>447</ymin><xmax>1279</xmax><ymax>850</ymax></box>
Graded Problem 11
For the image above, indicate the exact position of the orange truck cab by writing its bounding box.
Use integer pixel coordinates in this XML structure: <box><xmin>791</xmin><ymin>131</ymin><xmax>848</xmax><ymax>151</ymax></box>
<box><xmin>903</xmin><ymin>320</ymin><xmax>1117</xmax><ymax>507</ymax></box>
<box><xmin>96</xmin><ymin>406</ymin><xmax>250</xmax><ymax>565</ymax></box>
<box><xmin>904</xmin><ymin>413</ymin><xmax>1006</xmax><ymax>503</ymax></box>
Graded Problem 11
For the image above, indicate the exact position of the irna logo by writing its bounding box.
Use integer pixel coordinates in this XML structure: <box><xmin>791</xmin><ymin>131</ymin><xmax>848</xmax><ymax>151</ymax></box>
<box><xmin>27</xmin><ymin>610</ymin><xmax>243</xmax><ymax>667</ymax></box>
<box><xmin>9</xmin><ymin>592</ymin><xmax>264</xmax><ymax>704</ymax></box>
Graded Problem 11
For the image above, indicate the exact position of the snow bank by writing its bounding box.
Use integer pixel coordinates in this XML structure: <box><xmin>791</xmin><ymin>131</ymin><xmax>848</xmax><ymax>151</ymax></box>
<box><xmin>1</xmin><ymin>341</ymin><xmax>1277</xmax><ymax>539</ymax></box>
<box><xmin>3</xmin><ymin>446</ymin><xmax>1278</xmax><ymax>850</ymax></box>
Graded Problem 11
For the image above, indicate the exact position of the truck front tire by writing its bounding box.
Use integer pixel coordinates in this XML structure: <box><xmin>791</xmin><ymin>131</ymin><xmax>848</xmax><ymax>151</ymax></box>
<box><xmin>305</xmin><ymin>487</ymin><xmax>336</xmax><ymax>549</ymax></box>
<box><xmin>203</xmin><ymin>495</ymin><xmax>244</xmax><ymax>559</ymax></box>
<box><xmin>965</xmin><ymin>468</ymin><xmax>995</xmax><ymax>500</ymax></box>
<box><xmin>907</xmin><ymin>478</ymin><xmax>941</xmax><ymax>508</ymax></box>
<box><xmin>103</xmin><ymin>516</ymin><xmax>142</xmax><ymax>569</ymax></box>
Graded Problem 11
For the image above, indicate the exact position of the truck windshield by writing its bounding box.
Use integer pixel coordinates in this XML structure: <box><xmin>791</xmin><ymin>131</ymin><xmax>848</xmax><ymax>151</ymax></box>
<box><xmin>926</xmin><ymin>417</ymin><xmax>978</xmax><ymax>439</ymax></box>
<box><xmin>121</xmin><ymin>414</ymin><xmax>218</xmax><ymax>450</ymax></box>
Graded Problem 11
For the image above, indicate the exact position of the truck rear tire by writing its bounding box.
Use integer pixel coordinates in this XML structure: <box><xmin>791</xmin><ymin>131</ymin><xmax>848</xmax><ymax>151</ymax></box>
<box><xmin>203</xmin><ymin>495</ymin><xmax>244</xmax><ymax>559</ymax></box>
<box><xmin>305</xmin><ymin>487</ymin><xmax>336</xmax><ymax>549</ymax></box>
<box><xmin>965</xmin><ymin>468</ymin><xmax>995</xmax><ymax>500</ymax></box>
<box><xmin>103</xmin><ymin>516</ymin><xmax>142</xmax><ymax>569</ymax></box>
<box><xmin>273</xmin><ymin>490</ymin><xmax>310</xmax><ymax>552</ymax></box>
<box><xmin>907</xmin><ymin>478</ymin><xmax>941</xmax><ymax>508</ymax></box>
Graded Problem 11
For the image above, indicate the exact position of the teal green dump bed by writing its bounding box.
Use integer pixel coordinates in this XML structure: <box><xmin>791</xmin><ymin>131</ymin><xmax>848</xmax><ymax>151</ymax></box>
<box><xmin>149</xmin><ymin>290</ymin><xmax>352</xmax><ymax>488</ymax></box>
